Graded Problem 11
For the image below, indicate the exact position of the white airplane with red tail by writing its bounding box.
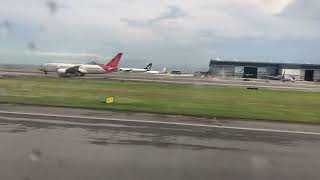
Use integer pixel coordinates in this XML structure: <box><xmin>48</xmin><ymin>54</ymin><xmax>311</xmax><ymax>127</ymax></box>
<box><xmin>40</xmin><ymin>53</ymin><xmax>123</xmax><ymax>77</ymax></box>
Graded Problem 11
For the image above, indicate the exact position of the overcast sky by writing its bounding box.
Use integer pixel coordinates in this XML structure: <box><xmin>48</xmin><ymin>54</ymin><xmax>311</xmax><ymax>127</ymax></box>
<box><xmin>0</xmin><ymin>0</ymin><xmax>319</xmax><ymax>70</ymax></box>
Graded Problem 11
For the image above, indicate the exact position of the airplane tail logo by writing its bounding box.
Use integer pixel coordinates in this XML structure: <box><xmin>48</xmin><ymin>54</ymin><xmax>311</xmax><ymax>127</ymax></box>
<box><xmin>144</xmin><ymin>63</ymin><xmax>152</xmax><ymax>71</ymax></box>
<box><xmin>100</xmin><ymin>53</ymin><xmax>123</xmax><ymax>71</ymax></box>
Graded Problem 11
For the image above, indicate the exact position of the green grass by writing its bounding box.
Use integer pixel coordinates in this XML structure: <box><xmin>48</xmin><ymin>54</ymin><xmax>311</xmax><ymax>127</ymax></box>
<box><xmin>0</xmin><ymin>77</ymin><xmax>320</xmax><ymax>123</ymax></box>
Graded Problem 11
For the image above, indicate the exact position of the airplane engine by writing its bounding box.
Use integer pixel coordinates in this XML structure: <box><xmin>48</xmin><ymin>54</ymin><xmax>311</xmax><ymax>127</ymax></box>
<box><xmin>57</xmin><ymin>68</ymin><xmax>67</xmax><ymax>75</ymax></box>
<box><xmin>57</xmin><ymin>66</ymin><xmax>83</xmax><ymax>76</ymax></box>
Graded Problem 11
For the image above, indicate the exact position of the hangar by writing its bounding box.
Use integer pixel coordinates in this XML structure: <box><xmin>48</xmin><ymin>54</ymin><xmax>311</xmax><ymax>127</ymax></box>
<box><xmin>209</xmin><ymin>60</ymin><xmax>320</xmax><ymax>81</ymax></box>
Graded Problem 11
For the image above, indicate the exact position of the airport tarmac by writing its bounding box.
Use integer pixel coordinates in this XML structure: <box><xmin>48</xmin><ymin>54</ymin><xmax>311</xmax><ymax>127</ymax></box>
<box><xmin>1</xmin><ymin>104</ymin><xmax>320</xmax><ymax>180</ymax></box>
<box><xmin>1</xmin><ymin>70</ymin><xmax>320</xmax><ymax>92</ymax></box>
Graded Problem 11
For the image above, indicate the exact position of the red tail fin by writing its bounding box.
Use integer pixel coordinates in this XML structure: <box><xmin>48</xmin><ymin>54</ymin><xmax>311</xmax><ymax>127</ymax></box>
<box><xmin>100</xmin><ymin>53</ymin><xmax>123</xmax><ymax>71</ymax></box>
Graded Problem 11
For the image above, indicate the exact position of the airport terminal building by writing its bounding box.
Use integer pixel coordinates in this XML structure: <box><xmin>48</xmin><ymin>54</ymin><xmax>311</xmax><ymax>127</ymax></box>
<box><xmin>209</xmin><ymin>60</ymin><xmax>320</xmax><ymax>81</ymax></box>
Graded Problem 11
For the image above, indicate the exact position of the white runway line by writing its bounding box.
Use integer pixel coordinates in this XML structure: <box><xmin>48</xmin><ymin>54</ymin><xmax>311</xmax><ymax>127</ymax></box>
<box><xmin>0</xmin><ymin>110</ymin><xmax>320</xmax><ymax>136</ymax></box>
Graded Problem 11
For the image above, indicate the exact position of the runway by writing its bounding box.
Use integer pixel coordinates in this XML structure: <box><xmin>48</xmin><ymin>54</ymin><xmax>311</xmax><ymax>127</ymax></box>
<box><xmin>1</xmin><ymin>70</ymin><xmax>320</xmax><ymax>92</ymax></box>
<box><xmin>1</xmin><ymin>104</ymin><xmax>320</xmax><ymax>180</ymax></box>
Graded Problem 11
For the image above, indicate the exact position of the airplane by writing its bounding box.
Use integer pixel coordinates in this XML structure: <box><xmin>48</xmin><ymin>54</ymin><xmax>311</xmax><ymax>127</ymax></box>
<box><xmin>145</xmin><ymin>67</ymin><xmax>167</xmax><ymax>74</ymax></box>
<box><xmin>39</xmin><ymin>53</ymin><xmax>123</xmax><ymax>76</ymax></box>
<box><xmin>119</xmin><ymin>63</ymin><xmax>152</xmax><ymax>72</ymax></box>
<box><xmin>266</xmin><ymin>71</ymin><xmax>295</xmax><ymax>82</ymax></box>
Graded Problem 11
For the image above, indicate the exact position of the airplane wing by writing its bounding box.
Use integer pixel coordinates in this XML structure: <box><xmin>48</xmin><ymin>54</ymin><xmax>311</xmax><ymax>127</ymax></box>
<box><xmin>66</xmin><ymin>66</ymin><xmax>82</xmax><ymax>74</ymax></box>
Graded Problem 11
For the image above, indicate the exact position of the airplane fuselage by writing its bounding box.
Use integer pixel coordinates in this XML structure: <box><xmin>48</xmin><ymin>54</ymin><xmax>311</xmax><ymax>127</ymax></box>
<box><xmin>119</xmin><ymin>68</ymin><xmax>148</xmax><ymax>72</ymax></box>
<box><xmin>39</xmin><ymin>53</ymin><xmax>123</xmax><ymax>77</ymax></box>
<box><xmin>40</xmin><ymin>63</ymin><xmax>114</xmax><ymax>74</ymax></box>
<box><xmin>40</xmin><ymin>63</ymin><xmax>80</xmax><ymax>72</ymax></box>
<box><xmin>145</xmin><ymin>67</ymin><xmax>167</xmax><ymax>75</ymax></box>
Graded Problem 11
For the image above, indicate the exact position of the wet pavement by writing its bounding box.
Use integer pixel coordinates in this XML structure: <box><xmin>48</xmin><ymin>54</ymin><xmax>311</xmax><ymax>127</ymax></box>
<box><xmin>1</xmin><ymin>106</ymin><xmax>320</xmax><ymax>180</ymax></box>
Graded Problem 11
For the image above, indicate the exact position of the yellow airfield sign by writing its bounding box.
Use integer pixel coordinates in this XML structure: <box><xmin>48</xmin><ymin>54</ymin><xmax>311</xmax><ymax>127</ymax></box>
<box><xmin>105</xmin><ymin>97</ymin><xmax>114</xmax><ymax>104</ymax></box>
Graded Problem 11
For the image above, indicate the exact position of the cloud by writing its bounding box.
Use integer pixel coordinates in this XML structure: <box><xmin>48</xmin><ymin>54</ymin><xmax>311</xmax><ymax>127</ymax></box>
<box><xmin>120</xmin><ymin>5</ymin><xmax>185</xmax><ymax>28</ymax></box>
<box><xmin>0</xmin><ymin>0</ymin><xmax>320</xmax><ymax>68</ymax></box>
<box><xmin>265</xmin><ymin>0</ymin><xmax>294</xmax><ymax>14</ymax></box>
<box><xmin>278</xmin><ymin>0</ymin><xmax>320</xmax><ymax>20</ymax></box>
<box><xmin>0</xmin><ymin>50</ymin><xmax>101</xmax><ymax>58</ymax></box>
<box><xmin>0</xmin><ymin>50</ymin><xmax>103</xmax><ymax>64</ymax></box>
<box><xmin>152</xmin><ymin>6</ymin><xmax>186</xmax><ymax>22</ymax></box>
<box><xmin>0</xmin><ymin>0</ymin><xmax>313</xmax><ymax>40</ymax></box>
<box><xmin>31</xmin><ymin>51</ymin><xmax>101</xmax><ymax>58</ymax></box>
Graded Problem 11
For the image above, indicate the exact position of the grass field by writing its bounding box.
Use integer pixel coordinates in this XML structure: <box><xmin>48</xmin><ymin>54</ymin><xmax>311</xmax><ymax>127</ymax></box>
<box><xmin>0</xmin><ymin>77</ymin><xmax>320</xmax><ymax>123</ymax></box>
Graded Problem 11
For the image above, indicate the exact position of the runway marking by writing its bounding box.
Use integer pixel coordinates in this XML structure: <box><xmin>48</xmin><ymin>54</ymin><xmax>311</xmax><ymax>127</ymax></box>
<box><xmin>0</xmin><ymin>110</ymin><xmax>320</xmax><ymax>136</ymax></box>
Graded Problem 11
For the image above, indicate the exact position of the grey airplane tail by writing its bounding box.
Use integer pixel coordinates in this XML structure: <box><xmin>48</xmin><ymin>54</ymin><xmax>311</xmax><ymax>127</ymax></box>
<box><xmin>144</xmin><ymin>63</ymin><xmax>152</xmax><ymax>71</ymax></box>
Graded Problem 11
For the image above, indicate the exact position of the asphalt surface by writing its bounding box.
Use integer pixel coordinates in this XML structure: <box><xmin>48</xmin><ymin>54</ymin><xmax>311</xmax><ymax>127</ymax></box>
<box><xmin>1</xmin><ymin>70</ymin><xmax>320</xmax><ymax>92</ymax></box>
<box><xmin>1</xmin><ymin>104</ymin><xmax>320</xmax><ymax>180</ymax></box>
